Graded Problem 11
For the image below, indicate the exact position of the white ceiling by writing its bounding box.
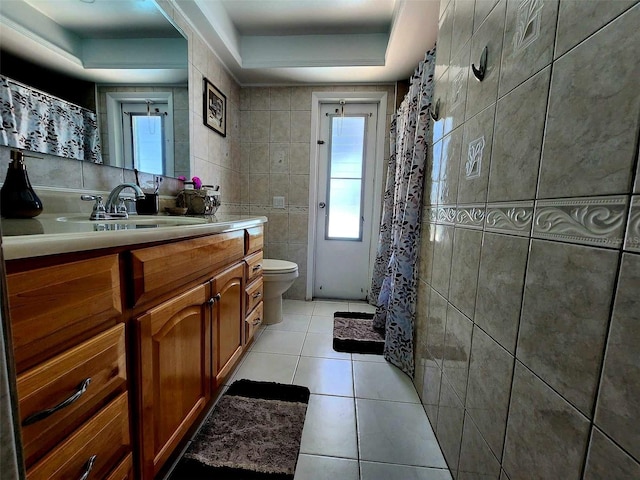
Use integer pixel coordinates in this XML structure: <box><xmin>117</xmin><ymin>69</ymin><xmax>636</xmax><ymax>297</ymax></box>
<box><xmin>0</xmin><ymin>0</ymin><xmax>439</xmax><ymax>86</ymax></box>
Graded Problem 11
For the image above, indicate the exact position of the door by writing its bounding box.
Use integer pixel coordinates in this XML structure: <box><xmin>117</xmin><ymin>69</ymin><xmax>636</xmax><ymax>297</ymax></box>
<box><xmin>135</xmin><ymin>283</ymin><xmax>210</xmax><ymax>479</ymax></box>
<box><xmin>314</xmin><ymin>102</ymin><xmax>378</xmax><ymax>300</ymax></box>
<box><xmin>212</xmin><ymin>262</ymin><xmax>244</xmax><ymax>388</ymax></box>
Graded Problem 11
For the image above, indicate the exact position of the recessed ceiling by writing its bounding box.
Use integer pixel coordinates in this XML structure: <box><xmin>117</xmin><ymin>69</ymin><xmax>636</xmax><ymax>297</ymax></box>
<box><xmin>18</xmin><ymin>0</ymin><xmax>184</xmax><ymax>39</ymax></box>
<box><xmin>177</xmin><ymin>0</ymin><xmax>439</xmax><ymax>84</ymax></box>
<box><xmin>0</xmin><ymin>0</ymin><xmax>439</xmax><ymax>86</ymax></box>
<box><xmin>0</xmin><ymin>0</ymin><xmax>188</xmax><ymax>84</ymax></box>
<box><xmin>221</xmin><ymin>0</ymin><xmax>395</xmax><ymax>36</ymax></box>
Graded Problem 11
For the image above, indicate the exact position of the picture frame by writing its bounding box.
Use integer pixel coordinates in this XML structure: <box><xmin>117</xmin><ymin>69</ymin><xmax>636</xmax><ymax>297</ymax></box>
<box><xmin>203</xmin><ymin>77</ymin><xmax>226</xmax><ymax>137</ymax></box>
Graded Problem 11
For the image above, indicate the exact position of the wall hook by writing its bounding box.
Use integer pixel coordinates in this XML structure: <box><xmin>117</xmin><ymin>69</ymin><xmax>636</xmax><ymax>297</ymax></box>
<box><xmin>429</xmin><ymin>98</ymin><xmax>440</xmax><ymax>121</ymax></box>
<box><xmin>472</xmin><ymin>46</ymin><xmax>488</xmax><ymax>81</ymax></box>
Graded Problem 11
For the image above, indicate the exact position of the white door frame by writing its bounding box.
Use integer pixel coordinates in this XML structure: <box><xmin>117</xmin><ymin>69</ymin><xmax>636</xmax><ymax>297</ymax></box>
<box><xmin>306</xmin><ymin>91</ymin><xmax>388</xmax><ymax>300</ymax></box>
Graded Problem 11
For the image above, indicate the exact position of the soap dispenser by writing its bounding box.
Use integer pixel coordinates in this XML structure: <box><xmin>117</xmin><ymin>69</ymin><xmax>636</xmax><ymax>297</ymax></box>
<box><xmin>1</xmin><ymin>150</ymin><xmax>43</xmax><ymax>218</ymax></box>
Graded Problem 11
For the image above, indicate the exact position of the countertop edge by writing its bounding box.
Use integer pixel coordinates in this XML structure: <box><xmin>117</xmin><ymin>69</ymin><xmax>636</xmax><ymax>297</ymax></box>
<box><xmin>2</xmin><ymin>216</ymin><xmax>268</xmax><ymax>261</ymax></box>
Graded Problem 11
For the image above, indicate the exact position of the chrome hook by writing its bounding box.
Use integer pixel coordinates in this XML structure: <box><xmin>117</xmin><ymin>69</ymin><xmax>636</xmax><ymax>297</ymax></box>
<box><xmin>429</xmin><ymin>98</ymin><xmax>440</xmax><ymax>121</ymax></box>
<box><xmin>472</xmin><ymin>46</ymin><xmax>488</xmax><ymax>81</ymax></box>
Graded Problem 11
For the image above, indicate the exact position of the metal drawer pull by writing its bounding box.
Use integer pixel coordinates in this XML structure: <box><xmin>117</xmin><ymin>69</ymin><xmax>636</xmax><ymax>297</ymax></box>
<box><xmin>22</xmin><ymin>378</ymin><xmax>92</xmax><ymax>426</ymax></box>
<box><xmin>79</xmin><ymin>455</ymin><xmax>97</xmax><ymax>480</ymax></box>
<box><xmin>252</xmin><ymin>264</ymin><xmax>262</xmax><ymax>272</ymax></box>
<box><xmin>252</xmin><ymin>291</ymin><xmax>262</xmax><ymax>299</ymax></box>
<box><xmin>251</xmin><ymin>317</ymin><xmax>262</xmax><ymax>326</ymax></box>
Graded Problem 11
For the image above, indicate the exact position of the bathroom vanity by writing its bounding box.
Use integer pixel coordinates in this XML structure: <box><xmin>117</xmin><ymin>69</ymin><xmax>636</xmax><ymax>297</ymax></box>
<box><xmin>2</xmin><ymin>213</ymin><xmax>266</xmax><ymax>479</ymax></box>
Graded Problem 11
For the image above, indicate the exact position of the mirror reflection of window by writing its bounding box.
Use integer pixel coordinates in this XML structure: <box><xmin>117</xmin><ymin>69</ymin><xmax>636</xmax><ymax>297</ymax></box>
<box><xmin>119</xmin><ymin>100</ymin><xmax>174</xmax><ymax>176</ymax></box>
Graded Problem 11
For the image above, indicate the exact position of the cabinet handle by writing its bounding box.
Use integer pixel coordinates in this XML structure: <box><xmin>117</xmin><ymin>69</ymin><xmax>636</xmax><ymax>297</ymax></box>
<box><xmin>22</xmin><ymin>378</ymin><xmax>91</xmax><ymax>426</ymax></box>
<box><xmin>208</xmin><ymin>293</ymin><xmax>222</xmax><ymax>305</ymax></box>
<box><xmin>252</xmin><ymin>264</ymin><xmax>262</xmax><ymax>272</ymax></box>
<box><xmin>78</xmin><ymin>455</ymin><xmax>97</xmax><ymax>480</ymax></box>
<box><xmin>252</xmin><ymin>291</ymin><xmax>262</xmax><ymax>299</ymax></box>
<box><xmin>250</xmin><ymin>317</ymin><xmax>262</xmax><ymax>326</ymax></box>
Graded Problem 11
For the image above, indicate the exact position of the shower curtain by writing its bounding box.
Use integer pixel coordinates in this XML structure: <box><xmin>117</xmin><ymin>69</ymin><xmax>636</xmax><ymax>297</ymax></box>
<box><xmin>370</xmin><ymin>48</ymin><xmax>436</xmax><ymax>377</ymax></box>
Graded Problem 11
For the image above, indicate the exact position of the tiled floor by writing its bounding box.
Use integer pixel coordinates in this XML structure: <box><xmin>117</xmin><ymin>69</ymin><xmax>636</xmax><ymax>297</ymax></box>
<box><xmin>226</xmin><ymin>299</ymin><xmax>452</xmax><ymax>480</ymax></box>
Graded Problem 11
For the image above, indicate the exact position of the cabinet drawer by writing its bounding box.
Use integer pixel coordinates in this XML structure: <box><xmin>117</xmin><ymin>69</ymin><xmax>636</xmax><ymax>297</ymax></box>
<box><xmin>245</xmin><ymin>226</ymin><xmax>264</xmax><ymax>255</ymax></box>
<box><xmin>245</xmin><ymin>302</ymin><xmax>263</xmax><ymax>344</ymax></box>
<box><xmin>245</xmin><ymin>278</ymin><xmax>263</xmax><ymax>315</ymax></box>
<box><xmin>27</xmin><ymin>392</ymin><xmax>131</xmax><ymax>480</ymax></box>
<box><xmin>131</xmin><ymin>231</ymin><xmax>244</xmax><ymax>306</ymax></box>
<box><xmin>245</xmin><ymin>251</ymin><xmax>263</xmax><ymax>284</ymax></box>
<box><xmin>18</xmin><ymin>324</ymin><xmax>127</xmax><ymax>468</ymax></box>
<box><xmin>106</xmin><ymin>453</ymin><xmax>133</xmax><ymax>480</ymax></box>
<box><xmin>8</xmin><ymin>254</ymin><xmax>122</xmax><ymax>372</ymax></box>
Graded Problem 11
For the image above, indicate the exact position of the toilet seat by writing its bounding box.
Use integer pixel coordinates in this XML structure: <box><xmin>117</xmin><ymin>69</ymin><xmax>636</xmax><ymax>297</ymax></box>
<box><xmin>263</xmin><ymin>259</ymin><xmax>298</xmax><ymax>275</ymax></box>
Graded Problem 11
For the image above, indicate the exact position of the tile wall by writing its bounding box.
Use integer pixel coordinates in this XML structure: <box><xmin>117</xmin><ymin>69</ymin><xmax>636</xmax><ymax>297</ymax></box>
<box><xmin>413</xmin><ymin>0</ymin><xmax>640</xmax><ymax>479</ymax></box>
<box><xmin>239</xmin><ymin>85</ymin><xmax>395</xmax><ymax>299</ymax></box>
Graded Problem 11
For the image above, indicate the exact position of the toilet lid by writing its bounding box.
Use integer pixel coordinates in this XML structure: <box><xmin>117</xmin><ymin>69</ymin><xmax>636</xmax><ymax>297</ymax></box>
<box><xmin>263</xmin><ymin>259</ymin><xmax>298</xmax><ymax>274</ymax></box>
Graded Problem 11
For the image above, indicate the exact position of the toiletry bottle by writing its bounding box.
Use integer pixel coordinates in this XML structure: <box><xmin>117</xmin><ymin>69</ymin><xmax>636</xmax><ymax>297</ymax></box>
<box><xmin>0</xmin><ymin>150</ymin><xmax>43</xmax><ymax>218</ymax></box>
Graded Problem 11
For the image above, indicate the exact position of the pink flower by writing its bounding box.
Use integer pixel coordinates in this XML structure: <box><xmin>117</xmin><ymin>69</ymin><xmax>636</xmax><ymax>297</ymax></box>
<box><xmin>178</xmin><ymin>175</ymin><xmax>186</xmax><ymax>181</ymax></box>
<box><xmin>192</xmin><ymin>176</ymin><xmax>202</xmax><ymax>189</ymax></box>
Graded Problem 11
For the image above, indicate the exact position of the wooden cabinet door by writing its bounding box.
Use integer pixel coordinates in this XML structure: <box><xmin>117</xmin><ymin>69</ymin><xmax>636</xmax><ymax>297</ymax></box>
<box><xmin>212</xmin><ymin>262</ymin><xmax>244</xmax><ymax>388</ymax></box>
<box><xmin>135</xmin><ymin>283</ymin><xmax>211</xmax><ymax>479</ymax></box>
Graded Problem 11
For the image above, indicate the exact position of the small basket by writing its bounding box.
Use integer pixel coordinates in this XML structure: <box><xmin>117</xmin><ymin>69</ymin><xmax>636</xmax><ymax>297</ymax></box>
<box><xmin>176</xmin><ymin>188</ymin><xmax>220</xmax><ymax>215</ymax></box>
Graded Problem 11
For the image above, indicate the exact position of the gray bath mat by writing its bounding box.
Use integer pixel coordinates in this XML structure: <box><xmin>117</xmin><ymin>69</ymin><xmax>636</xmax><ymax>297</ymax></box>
<box><xmin>333</xmin><ymin>311</ymin><xmax>385</xmax><ymax>355</ymax></box>
<box><xmin>171</xmin><ymin>379</ymin><xmax>310</xmax><ymax>480</ymax></box>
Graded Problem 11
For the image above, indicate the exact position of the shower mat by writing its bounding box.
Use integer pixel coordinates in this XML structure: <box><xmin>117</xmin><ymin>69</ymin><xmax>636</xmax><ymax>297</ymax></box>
<box><xmin>333</xmin><ymin>311</ymin><xmax>384</xmax><ymax>355</ymax></box>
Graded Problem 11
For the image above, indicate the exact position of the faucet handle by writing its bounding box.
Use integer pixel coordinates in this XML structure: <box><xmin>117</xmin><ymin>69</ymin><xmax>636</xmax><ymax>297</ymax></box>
<box><xmin>116</xmin><ymin>197</ymin><xmax>128</xmax><ymax>215</ymax></box>
<box><xmin>81</xmin><ymin>195</ymin><xmax>108</xmax><ymax>220</ymax></box>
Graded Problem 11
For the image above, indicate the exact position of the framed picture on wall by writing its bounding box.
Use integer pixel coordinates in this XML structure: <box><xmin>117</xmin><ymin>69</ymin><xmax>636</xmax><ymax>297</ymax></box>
<box><xmin>203</xmin><ymin>77</ymin><xmax>226</xmax><ymax>137</ymax></box>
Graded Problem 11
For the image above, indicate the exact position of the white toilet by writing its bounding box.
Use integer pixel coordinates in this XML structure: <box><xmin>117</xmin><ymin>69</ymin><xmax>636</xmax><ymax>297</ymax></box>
<box><xmin>262</xmin><ymin>259</ymin><xmax>299</xmax><ymax>325</ymax></box>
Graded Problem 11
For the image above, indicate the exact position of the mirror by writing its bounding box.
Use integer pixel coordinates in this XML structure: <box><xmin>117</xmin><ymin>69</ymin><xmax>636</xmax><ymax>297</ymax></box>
<box><xmin>0</xmin><ymin>0</ymin><xmax>189</xmax><ymax>179</ymax></box>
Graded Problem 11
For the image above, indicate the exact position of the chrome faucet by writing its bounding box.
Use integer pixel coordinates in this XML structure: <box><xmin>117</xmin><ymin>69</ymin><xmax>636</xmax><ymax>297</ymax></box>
<box><xmin>104</xmin><ymin>183</ymin><xmax>145</xmax><ymax>218</ymax></box>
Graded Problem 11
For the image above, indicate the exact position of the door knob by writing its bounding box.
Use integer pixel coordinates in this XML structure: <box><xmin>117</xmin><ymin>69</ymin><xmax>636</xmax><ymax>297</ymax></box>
<box><xmin>319</xmin><ymin>202</ymin><xmax>326</xmax><ymax>208</ymax></box>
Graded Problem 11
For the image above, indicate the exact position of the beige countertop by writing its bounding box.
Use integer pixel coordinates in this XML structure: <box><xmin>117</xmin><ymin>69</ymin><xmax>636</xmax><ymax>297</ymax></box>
<box><xmin>1</xmin><ymin>213</ymin><xmax>268</xmax><ymax>260</ymax></box>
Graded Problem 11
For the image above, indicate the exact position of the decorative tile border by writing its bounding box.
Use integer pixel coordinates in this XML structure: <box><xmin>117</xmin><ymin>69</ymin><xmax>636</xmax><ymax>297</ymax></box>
<box><xmin>424</xmin><ymin>206</ymin><xmax>438</xmax><ymax>224</ymax></box>
<box><xmin>246</xmin><ymin>204</ymin><xmax>309</xmax><ymax>215</ymax></box>
<box><xmin>533</xmin><ymin>196</ymin><xmax>628</xmax><ymax>248</ymax></box>
<box><xmin>624</xmin><ymin>196</ymin><xmax>640</xmax><ymax>252</ymax></box>
<box><xmin>456</xmin><ymin>204</ymin><xmax>485</xmax><ymax>229</ymax></box>
<box><xmin>485</xmin><ymin>201</ymin><xmax>534</xmax><ymax>236</ymax></box>
<box><xmin>436</xmin><ymin>205</ymin><xmax>457</xmax><ymax>225</ymax></box>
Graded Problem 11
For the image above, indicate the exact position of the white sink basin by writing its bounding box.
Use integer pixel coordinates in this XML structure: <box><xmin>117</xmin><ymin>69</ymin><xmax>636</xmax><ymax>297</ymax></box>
<box><xmin>56</xmin><ymin>215</ymin><xmax>208</xmax><ymax>226</ymax></box>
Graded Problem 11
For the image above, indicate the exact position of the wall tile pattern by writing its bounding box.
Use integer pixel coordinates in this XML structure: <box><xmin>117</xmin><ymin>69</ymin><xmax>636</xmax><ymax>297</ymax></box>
<box><xmin>414</xmin><ymin>1</ymin><xmax>640</xmax><ymax>479</ymax></box>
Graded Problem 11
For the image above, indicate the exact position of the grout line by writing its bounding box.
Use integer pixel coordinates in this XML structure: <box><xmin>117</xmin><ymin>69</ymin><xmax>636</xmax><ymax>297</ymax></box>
<box><xmin>579</xmin><ymin>246</ymin><xmax>627</xmax><ymax>477</ymax></box>
<box><xmin>497</xmin><ymin>229</ymin><xmax>534</xmax><ymax>468</ymax></box>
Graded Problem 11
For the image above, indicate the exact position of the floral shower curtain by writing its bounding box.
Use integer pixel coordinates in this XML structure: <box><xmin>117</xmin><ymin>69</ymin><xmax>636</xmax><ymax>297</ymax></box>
<box><xmin>370</xmin><ymin>48</ymin><xmax>436</xmax><ymax>377</ymax></box>
<box><xmin>0</xmin><ymin>75</ymin><xmax>102</xmax><ymax>163</ymax></box>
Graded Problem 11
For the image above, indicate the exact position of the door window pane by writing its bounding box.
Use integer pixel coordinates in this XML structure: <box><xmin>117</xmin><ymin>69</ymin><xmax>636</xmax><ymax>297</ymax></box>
<box><xmin>330</xmin><ymin>117</ymin><xmax>365</xmax><ymax>178</ymax></box>
<box><xmin>326</xmin><ymin>115</ymin><xmax>366</xmax><ymax>240</ymax></box>
<box><xmin>327</xmin><ymin>179</ymin><xmax>362</xmax><ymax>238</ymax></box>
